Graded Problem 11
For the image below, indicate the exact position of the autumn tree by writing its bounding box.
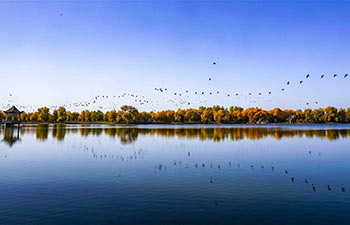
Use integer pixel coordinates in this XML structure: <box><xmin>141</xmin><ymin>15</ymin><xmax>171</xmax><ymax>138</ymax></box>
<box><xmin>174</xmin><ymin>109</ymin><xmax>185</xmax><ymax>122</ymax></box>
<box><xmin>201</xmin><ymin>109</ymin><xmax>213</xmax><ymax>123</ymax></box>
<box><xmin>120</xmin><ymin>105</ymin><xmax>139</xmax><ymax>123</ymax></box>
<box><xmin>37</xmin><ymin>107</ymin><xmax>50</xmax><ymax>122</ymax></box>
<box><xmin>56</xmin><ymin>107</ymin><xmax>67</xmax><ymax>122</ymax></box>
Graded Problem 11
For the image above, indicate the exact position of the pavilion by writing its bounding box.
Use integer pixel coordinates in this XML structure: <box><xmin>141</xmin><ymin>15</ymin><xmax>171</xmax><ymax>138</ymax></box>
<box><xmin>2</xmin><ymin>106</ymin><xmax>23</xmax><ymax>127</ymax></box>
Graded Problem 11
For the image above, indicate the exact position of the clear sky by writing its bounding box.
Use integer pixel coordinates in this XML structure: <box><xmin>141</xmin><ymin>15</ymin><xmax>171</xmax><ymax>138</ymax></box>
<box><xmin>1</xmin><ymin>1</ymin><xmax>350</xmax><ymax>112</ymax></box>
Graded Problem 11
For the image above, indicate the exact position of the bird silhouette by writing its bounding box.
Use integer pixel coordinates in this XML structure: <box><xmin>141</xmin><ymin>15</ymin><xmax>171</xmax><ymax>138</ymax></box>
<box><xmin>345</xmin><ymin>74</ymin><xmax>348</xmax><ymax>78</ymax></box>
<box><xmin>321</xmin><ymin>75</ymin><xmax>325</xmax><ymax>79</ymax></box>
<box><xmin>300</xmin><ymin>80</ymin><xmax>303</xmax><ymax>84</ymax></box>
<box><xmin>334</xmin><ymin>74</ymin><xmax>337</xmax><ymax>78</ymax></box>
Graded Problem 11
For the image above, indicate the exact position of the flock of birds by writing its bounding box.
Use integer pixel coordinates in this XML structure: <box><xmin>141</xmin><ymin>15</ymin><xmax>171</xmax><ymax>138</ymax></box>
<box><xmin>153</xmin><ymin>62</ymin><xmax>349</xmax><ymax>108</ymax></box>
<box><xmin>1</xmin><ymin>60</ymin><xmax>349</xmax><ymax>112</ymax></box>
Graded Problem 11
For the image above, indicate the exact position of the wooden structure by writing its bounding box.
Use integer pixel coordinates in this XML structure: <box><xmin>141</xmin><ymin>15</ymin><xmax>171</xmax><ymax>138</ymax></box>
<box><xmin>2</xmin><ymin>106</ymin><xmax>23</xmax><ymax>127</ymax></box>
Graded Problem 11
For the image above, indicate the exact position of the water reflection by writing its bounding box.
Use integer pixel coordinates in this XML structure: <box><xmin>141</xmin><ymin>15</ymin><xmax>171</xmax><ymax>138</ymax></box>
<box><xmin>1</xmin><ymin>127</ymin><xmax>21</xmax><ymax>147</ymax></box>
<box><xmin>3</xmin><ymin>125</ymin><xmax>350</xmax><ymax>145</ymax></box>
<box><xmin>1</xmin><ymin>125</ymin><xmax>350</xmax><ymax>224</ymax></box>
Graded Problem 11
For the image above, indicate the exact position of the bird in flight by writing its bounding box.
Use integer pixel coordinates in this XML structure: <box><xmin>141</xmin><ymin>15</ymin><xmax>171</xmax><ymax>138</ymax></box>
<box><xmin>300</xmin><ymin>80</ymin><xmax>303</xmax><ymax>84</ymax></box>
<box><xmin>287</xmin><ymin>81</ymin><xmax>290</xmax><ymax>85</ymax></box>
<box><xmin>306</xmin><ymin>74</ymin><xmax>310</xmax><ymax>79</ymax></box>
<box><xmin>334</xmin><ymin>74</ymin><xmax>337</xmax><ymax>78</ymax></box>
<box><xmin>321</xmin><ymin>75</ymin><xmax>325</xmax><ymax>79</ymax></box>
<box><xmin>345</xmin><ymin>74</ymin><xmax>348</xmax><ymax>78</ymax></box>
<box><xmin>213</xmin><ymin>62</ymin><xmax>216</xmax><ymax>65</ymax></box>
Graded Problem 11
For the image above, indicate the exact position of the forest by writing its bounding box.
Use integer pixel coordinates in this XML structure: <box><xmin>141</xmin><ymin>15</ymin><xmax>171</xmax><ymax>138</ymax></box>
<box><xmin>1</xmin><ymin>105</ymin><xmax>350</xmax><ymax>124</ymax></box>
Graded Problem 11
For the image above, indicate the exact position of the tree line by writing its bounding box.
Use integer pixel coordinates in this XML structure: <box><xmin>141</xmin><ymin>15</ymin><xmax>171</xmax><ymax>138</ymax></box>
<box><xmin>1</xmin><ymin>105</ymin><xmax>350</xmax><ymax>124</ymax></box>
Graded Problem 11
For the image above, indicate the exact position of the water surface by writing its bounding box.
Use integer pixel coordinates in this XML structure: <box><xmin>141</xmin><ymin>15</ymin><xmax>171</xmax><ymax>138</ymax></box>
<box><xmin>0</xmin><ymin>124</ymin><xmax>349</xmax><ymax>224</ymax></box>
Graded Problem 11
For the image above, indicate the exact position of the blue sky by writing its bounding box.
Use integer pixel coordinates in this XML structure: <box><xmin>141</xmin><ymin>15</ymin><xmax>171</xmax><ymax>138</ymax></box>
<box><xmin>1</xmin><ymin>1</ymin><xmax>350</xmax><ymax>112</ymax></box>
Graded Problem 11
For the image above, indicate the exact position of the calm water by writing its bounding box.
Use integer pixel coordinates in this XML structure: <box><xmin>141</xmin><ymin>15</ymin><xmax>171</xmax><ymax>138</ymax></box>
<box><xmin>0</xmin><ymin>124</ymin><xmax>350</xmax><ymax>225</ymax></box>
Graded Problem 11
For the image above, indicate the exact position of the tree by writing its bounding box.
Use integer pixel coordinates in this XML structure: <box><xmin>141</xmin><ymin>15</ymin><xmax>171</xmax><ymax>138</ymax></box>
<box><xmin>56</xmin><ymin>107</ymin><xmax>67</xmax><ymax>122</ymax></box>
<box><xmin>324</xmin><ymin>106</ymin><xmax>337</xmax><ymax>122</ymax></box>
<box><xmin>184</xmin><ymin>109</ymin><xmax>200</xmax><ymax>122</ymax></box>
<box><xmin>106</xmin><ymin>110</ymin><xmax>117</xmax><ymax>122</ymax></box>
<box><xmin>201</xmin><ymin>109</ymin><xmax>213</xmax><ymax>123</ymax></box>
<box><xmin>213</xmin><ymin>109</ymin><xmax>226</xmax><ymax>123</ymax></box>
<box><xmin>229</xmin><ymin>106</ymin><xmax>243</xmax><ymax>112</ymax></box>
<box><xmin>120</xmin><ymin>105</ymin><xmax>139</xmax><ymax>123</ymax></box>
<box><xmin>174</xmin><ymin>109</ymin><xmax>185</xmax><ymax>122</ymax></box>
<box><xmin>37</xmin><ymin>107</ymin><xmax>50</xmax><ymax>122</ymax></box>
<box><xmin>30</xmin><ymin>112</ymin><xmax>38</xmax><ymax>121</ymax></box>
<box><xmin>337</xmin><ymin>108</ymin><xmax>347</xmax><ymax>123</ymax></box>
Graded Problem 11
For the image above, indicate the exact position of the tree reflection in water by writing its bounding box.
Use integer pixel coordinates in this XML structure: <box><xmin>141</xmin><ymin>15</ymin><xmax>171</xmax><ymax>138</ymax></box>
<box><xmin>3</xmin><ymin>125</ymin><xmax>350</xmax><ymax>145</ymax></box>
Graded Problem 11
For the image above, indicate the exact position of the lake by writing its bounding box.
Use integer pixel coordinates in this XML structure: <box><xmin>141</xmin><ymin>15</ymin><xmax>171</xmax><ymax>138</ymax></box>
<box><xmin>0</xmin><ymin>124</ymin><xmax>349</xmax><ymax>225</ymax></box>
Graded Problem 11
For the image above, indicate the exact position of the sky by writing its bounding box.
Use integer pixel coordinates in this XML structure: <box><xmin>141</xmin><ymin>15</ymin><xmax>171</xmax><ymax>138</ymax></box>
<box><xmin>1</xmin><ymin>0</ymin><xmax>350</xmax><ymax>112</ymax></box>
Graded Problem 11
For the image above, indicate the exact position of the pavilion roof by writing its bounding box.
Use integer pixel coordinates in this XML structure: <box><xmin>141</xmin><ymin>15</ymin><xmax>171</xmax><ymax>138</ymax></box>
<box><xmin>4</xmin><ymin>106</ymin><xmax>22</xmax><ymax>114</ymax></box>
